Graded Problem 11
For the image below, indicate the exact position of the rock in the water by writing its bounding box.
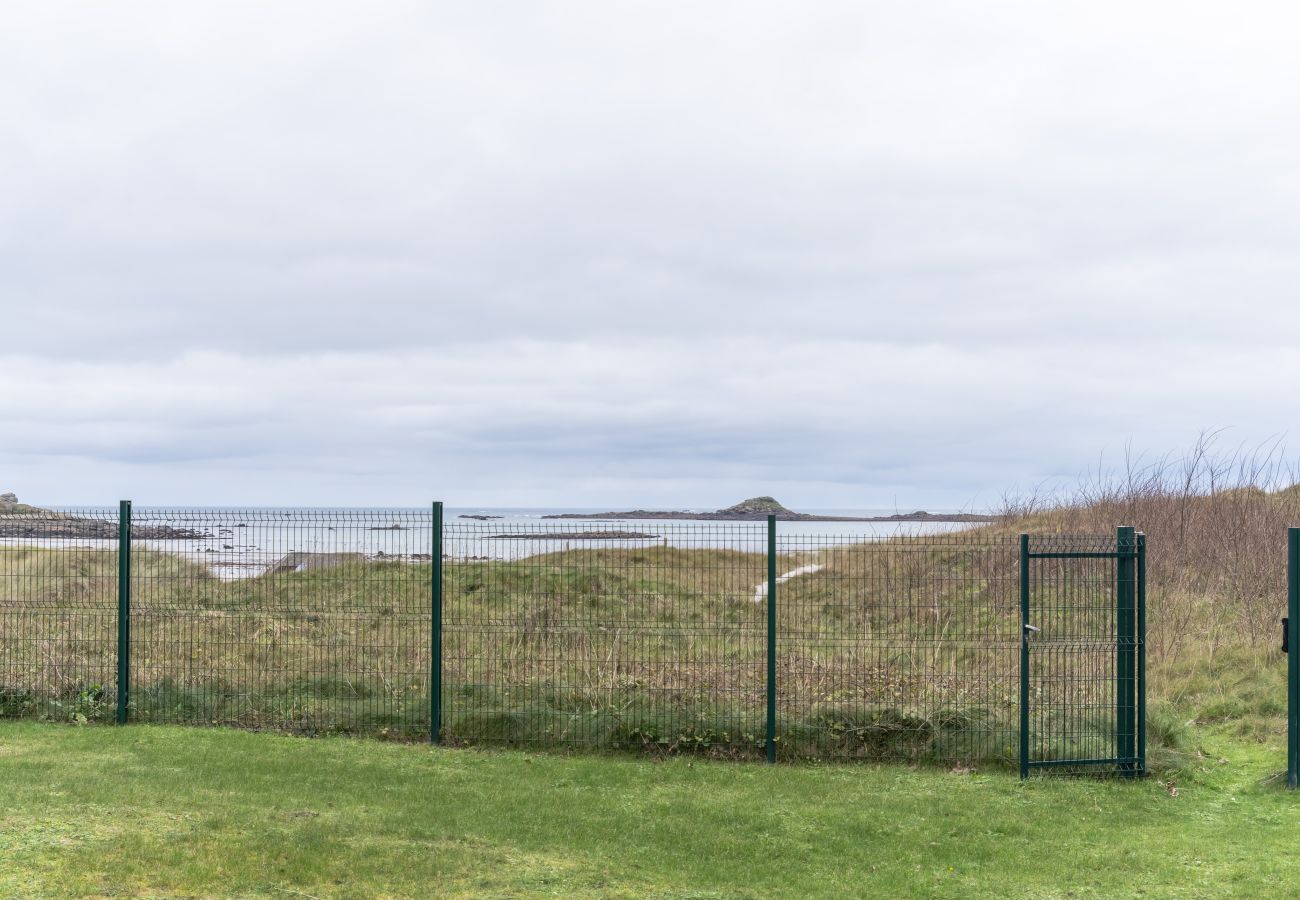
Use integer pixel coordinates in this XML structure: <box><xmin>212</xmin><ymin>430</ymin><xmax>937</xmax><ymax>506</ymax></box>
<box><xmin>541</xmin><ymin>496</ymin><xmax>998</xmax><ymax>523</ymax></box>
<box><xmin>714</xmin><ymin>496</ymin><xmax>793</xmax><ymax>517</ymax></box>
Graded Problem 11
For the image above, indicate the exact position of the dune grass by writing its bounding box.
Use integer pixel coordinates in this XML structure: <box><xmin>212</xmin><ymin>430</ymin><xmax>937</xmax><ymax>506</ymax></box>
<box><xmin>2</xmin><ymin>539</ymin><xmax>1060</xmax><ymax>766</ymax></box>
<box><xmin>0</xmin><ymin>721</ymin><xmax>1297</xmax><ymax>898</ymax></box>
<box><xmin>7</xmin><ymin>449</ymin><xmax>1300</xmax><ymax>772</ymax></box>
<box><xmin>0</xmin><ymin>532</ymin><xmax>1219</xmax><ymax>770</ymax></box>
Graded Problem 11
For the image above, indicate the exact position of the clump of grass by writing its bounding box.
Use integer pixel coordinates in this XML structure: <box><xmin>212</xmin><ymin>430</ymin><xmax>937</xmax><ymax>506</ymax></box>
<box><xmin>1145</xmin><ymin>701</ymin><xmax>1199</xmax><ymax>777</ymax></box>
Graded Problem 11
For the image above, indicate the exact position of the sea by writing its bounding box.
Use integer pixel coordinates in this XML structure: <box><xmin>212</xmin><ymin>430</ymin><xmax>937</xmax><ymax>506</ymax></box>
<box><xmin>30</xmin><ymin>506</ymin><xmax>982</xmax><ymax>580</ymax></box>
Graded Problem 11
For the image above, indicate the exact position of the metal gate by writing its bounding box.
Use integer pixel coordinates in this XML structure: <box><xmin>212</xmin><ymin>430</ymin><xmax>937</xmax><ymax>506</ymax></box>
<box><xmin>1286</xmin><ymin>527</ymin><xmax>1298</xmax><ymax>790</ymax></box>
<box><xmin>1019</xmin><ymin>527</ymin><xmax>1145</xmax><ymax>778</ymax></box>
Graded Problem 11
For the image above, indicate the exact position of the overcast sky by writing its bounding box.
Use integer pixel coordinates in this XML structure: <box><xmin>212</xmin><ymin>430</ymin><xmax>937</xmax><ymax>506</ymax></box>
<box><xmin>3</xmin><ymin>2</ymin><xmax>1299</xmax><ymax>508</ymax></box>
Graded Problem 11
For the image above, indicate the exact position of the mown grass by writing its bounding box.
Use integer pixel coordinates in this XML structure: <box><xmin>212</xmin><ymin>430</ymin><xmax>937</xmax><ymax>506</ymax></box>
<box><xmin>0</xmin><ymin>721</ymin><xmax>1297</xmax><ymax>898</ymax></box>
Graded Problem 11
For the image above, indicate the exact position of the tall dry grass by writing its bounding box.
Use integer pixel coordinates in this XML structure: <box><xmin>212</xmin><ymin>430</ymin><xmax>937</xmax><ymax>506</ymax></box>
<box><xmin>5</xmin><ymin>442</ymin><xmax>1295</xmax><ymax>759</ymax></box>
<box><xmin>994</xmin><ymin>433</ymin><xmax>1299</xmax><ymax>739</ymax></box>
<box><xmin>1001</xmin><ymin>433</ymin><xmax>1299</xmax><ymax>663</ymax></box>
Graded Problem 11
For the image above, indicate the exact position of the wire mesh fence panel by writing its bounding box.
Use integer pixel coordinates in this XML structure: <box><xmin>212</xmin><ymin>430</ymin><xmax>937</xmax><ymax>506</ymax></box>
<box><xmin>0</xmin><ymin>507</ymin><xmax>120</xmax><ymax>723</ymax></box>
<box><xmin>1025</xmin><ymin>533</ymin><xmax>1138</xmax><ymax>774</ymax></box>
<box><xmin>0</xmin><ymin>505</ymin><xmax>1144</xmax><ymax>773</ymax></box>
<box><xmin>128</xmin><ymin>508</ymin><xmax>433</xmax><ymax>737</ymax></box>
<box><xmin>776</xmin><ymin>534</ymin><xmax>1022</xmax><ymax>765</ymax></box>
<box><xmin>443</xmin><ymin>521</ymin><xmax>769</xmax><ymax>756</ymax></box>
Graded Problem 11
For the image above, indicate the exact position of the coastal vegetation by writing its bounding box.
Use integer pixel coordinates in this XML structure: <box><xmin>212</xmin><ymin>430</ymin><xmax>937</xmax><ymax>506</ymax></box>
<box><xmin>1</xmin><ymin>442</ymin><xmax>1298</xmax><ymax>773</ymax></box>
<box><xmin>2</xmin><ymin>538</ymin><xmax>1038</xmax><ymax>762</ymax></box>
<box><xmin>5</xmin><ymin>445</ymin><xmax>1300</xmax><ymax>895</ymax></box>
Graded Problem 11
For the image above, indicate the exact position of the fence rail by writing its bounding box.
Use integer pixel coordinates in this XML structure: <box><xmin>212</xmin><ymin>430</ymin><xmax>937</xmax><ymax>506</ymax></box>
<box><xmin>0</xmin><ymin>504</ymin><xmax>1142</xmax><ymax>772</ymax></box>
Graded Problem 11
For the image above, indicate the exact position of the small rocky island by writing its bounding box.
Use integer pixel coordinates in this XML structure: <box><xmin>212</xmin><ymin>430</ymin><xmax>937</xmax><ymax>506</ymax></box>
<box><xmin>0</xmin><ymin>493</ymin><xmax>209</xmax><ymax>539</ymax></box>
<box><xmin>542</xmin><ymin>496</ymin><xmax>996</xmax><ymax>523</ymax></box>
<box><xmin>488</xmin><ymin>530</ymin><xmax>659</xmax><ymax>540</ymax></box>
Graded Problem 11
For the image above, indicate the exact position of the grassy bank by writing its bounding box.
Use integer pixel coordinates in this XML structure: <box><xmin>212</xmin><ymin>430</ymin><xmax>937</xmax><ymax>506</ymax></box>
<box><xmin>2</xmin><ymin>540</ymin><xmax>1045</xmax><ymax>764</ymax></box>
<box><xmin>0</xmin><ymin>721</ymin><xmax>1296</xmax><ymax>898</ymax></box>
<box><xmin>6</xmin><ymin>462</ymin><xmax>1299</xmax><ymax>771</ymax></box>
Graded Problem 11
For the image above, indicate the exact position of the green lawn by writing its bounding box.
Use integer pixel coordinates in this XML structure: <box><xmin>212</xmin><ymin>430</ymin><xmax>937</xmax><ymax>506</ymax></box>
<box><xmin>1</xmin><ymin>723</ymin><xmax>1299</xmax><ymax>897</ymax></box>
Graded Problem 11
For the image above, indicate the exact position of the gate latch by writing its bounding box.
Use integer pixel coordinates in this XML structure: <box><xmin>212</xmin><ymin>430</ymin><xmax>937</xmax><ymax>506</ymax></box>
<box><xmin>1284</xmin><ymin>617</ymin><xmax>1290</xmax><ymax>654</ymax></box>
<box><xmin>1023</xmin><ymin>624</ymin><xmax>1040</xmax><ymax>636</ymax></box>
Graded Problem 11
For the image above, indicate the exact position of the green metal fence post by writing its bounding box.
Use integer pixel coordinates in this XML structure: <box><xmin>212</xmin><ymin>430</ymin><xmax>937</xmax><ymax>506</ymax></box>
<box><xmin>431</xmin><ymin>501</ymin><xmax>444</xmax><ymax>745</ymax></box>
<box><xmin>1116</xmin><ymin>526</ymin><xmax>1137</xmax><ymax>775</ymax></box>
<box><xmin>115</xmin><ymin>500</ymin><xmax>132</xmax><ymax>725</ymax></box>
<box><xmin>766</xmin><ymin>514</ymin><xmax>777</xmax><ymax>764</ymax></box>
<box><xmin>1019</xmin><ymin>533</ymin><xmax>1030</xmax><ymax>780</ymax></box>
<box><xmin>1137</xmin><ymin>531</ymin><xmax>1147</xmax><ymax>776</ymax></box>
<box><xmin>1289</xmin><ymin>527</ymin><xmax>1299</xmax><ymax>789</ymax></box>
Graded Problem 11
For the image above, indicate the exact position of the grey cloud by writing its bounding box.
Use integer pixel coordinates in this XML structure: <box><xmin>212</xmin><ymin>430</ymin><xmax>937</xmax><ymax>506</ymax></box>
<box><xmin>3</xmin><ymin>2</ymin><xmax>1299</xmax><ymax>504</ymax></box>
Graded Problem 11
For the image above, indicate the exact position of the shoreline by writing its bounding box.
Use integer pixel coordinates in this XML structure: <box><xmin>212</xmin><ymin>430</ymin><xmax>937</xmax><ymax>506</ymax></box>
<box><xmin>541</xmin><ymin>511</ymin><xmax>997</xmax><ymax>523</ymax></box>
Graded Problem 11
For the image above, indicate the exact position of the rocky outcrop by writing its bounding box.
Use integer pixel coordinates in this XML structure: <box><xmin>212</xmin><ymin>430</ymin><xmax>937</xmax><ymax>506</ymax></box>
<box><xmin>488</xmin><ymin>530</ymin><xmax>659</xmax><ymax>539</ymax></box>
<box><xmin>0</xmin><ymin>500</ymin><xmax>208</xmax><ymax>539</ymax></box>
<box><xmin>0</xmin><ymin>492</ymin><xmax>35</xmax><ymax>514</ymax></box>
<box><xmin>714</xmin><ymin>496</ymin><xmax>795</xmax><ymax>517</ymax></box>
<box><xmin>542</xmin><ymin>496</ymin><xmax>998</xmax><ymax>523</ymax></box>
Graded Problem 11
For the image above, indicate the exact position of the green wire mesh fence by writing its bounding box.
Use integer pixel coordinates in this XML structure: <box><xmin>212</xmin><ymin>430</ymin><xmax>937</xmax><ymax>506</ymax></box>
<box><xmin>128</xmin><ymin>507</ymin><xmax>434</xmax><ymax>737</ymax></box>
<box><xmin>444</xmin><ymin>520</ymin><xmax>768</xmax><ymax>755</ymax></box>
<box><xmin>0</xmin><ymin>507</ymin><xmax>120</xmax><ymax>723</ymax></box>
<box><xmin>0</xmin><ymin>505</ymin><xmax>1143</xmax><ymax>772</ymax></box>
<box><xmin>775</xmin><ymin>532</ymin><xmax>1021</xmax><ymax>763</ymax></box>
